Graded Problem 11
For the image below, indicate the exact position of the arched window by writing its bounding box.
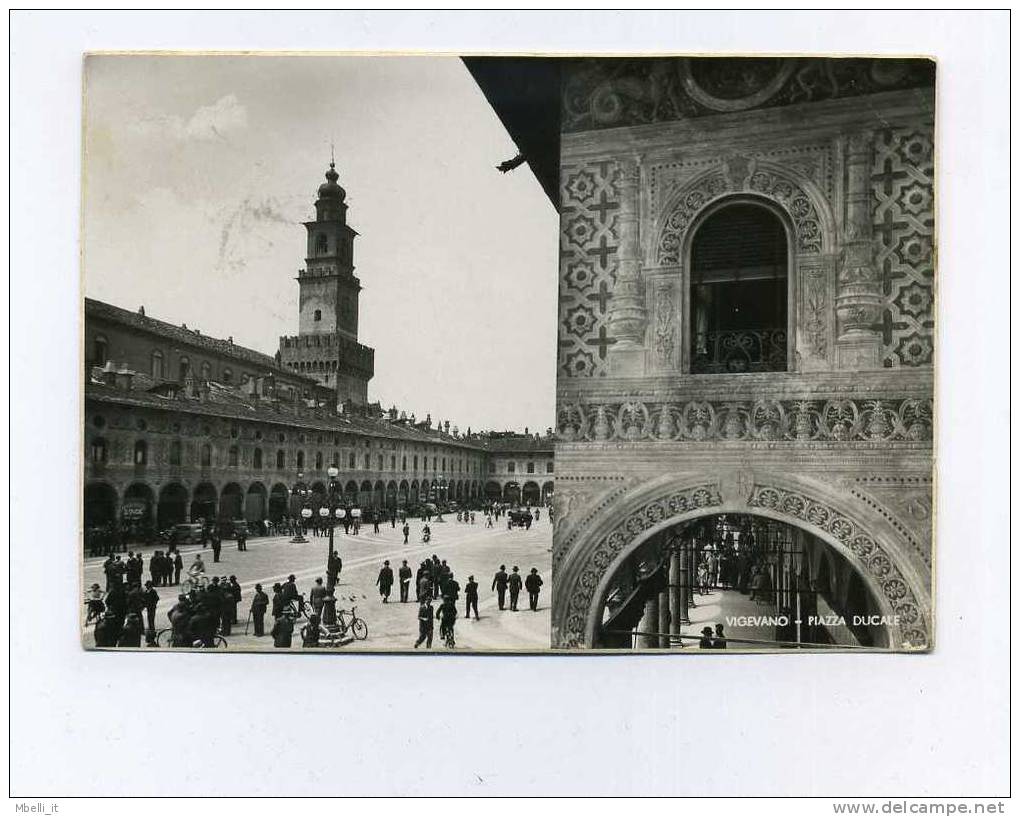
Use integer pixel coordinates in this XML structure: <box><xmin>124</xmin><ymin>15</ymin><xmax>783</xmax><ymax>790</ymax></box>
<box><xmin>690</xmin><ymin>203</ymin><xmax>788</xmax><ymax>374</ymax></box>
<box><xmin>90</xmin><ymin>438</ymin><xmax>107</xmax><ymax>464</ymax></box>
<box><xmin>178</xmin><ymin>356</ymin><xmax>190</xmax><ymax>381</ymax></box>
<box><xmin>200</xmin><ymin>361</ymin><xmax>211</xmax><ymax>380</ymax></box>
<box><xmin>276</xmin><ymin>450</ymin><xmax>285</xmax><ymax>469</ymax></box>
<box><xmin>315</xmin><ymin>451</ymin><xmax>323</xmax><ymax>470</ymax></box>
<box><xmin>527</xmin><ymin>461</ymin><xmax>535</xmax><ymax>474</ymax></box>
<box><xmin>223</xmin><ymin>368</ymin><xmax>232</xmax><ymax>384</ymax></box>
<box><xmin>364</xmin><ymin>453</ymin><xmax>370</xmax><ymax>469</ymax></box>
<box><xmin>297</xmin><ymin>451</ymin><xmax>305</xmax><ymax>469</ymax></box>
<box><xmin>402</xmin><ymin>455</ymin><xmax>407</xmax><ymax>470</ymax></box>
<box><xmin>169</xmin><ymin>440</ymin><xmax>182</xmax><ymax>466</ymax></box>
<box><xmin>314</xmin><ymin>309</ymin><xmax>322</xmax><ymax>322</ymax></box>
<box><xmin>390</xmin><ymin>455</ymin><xmax>396</xmax><ymax>470</ymax></box>
<box><xmin>377</xmin><ymin>455</ymin><xmax>383</xmax><ymax>470</ymax></box>
<box><xmin>315</xmin><ymin>233</ymin><xmax>328</xmax><ymax>255</ymax></box>
<box><xmin>489</xmin><ymin>462</ymin><xmax>496</xmax><ymax>474</ymax></box>
<box><xmin>546</xmin><ymin>461</ymin><xmax>554</xmax><ymax>474</ymax></box>
<box><xmin>93</xmin><ymin>335</ymin><xmax>109</xmax><ymax>366</ymax></box>
<box><xmin>133</xmin><ymin>440</ymin><xmax>147</xmax><ymax>466</ymax></box>
<box><xmin>228</xmin><ymin>446</ymin><xmax>239</xmax><ymax>467</ymax></box>
<box><xmin>253</xmin><ymin>449</ymin><xmax>263</xmax><ymax>470</ymax></box>
<box><xmin>507</xmin><ymin>462</ymin><xmax>516</xmax><ymax>474</ymax></box>
<box><xmin>201</xmin><ymin>443</ymin><xmax>212</xmax><ymax>467</ymax></box>
<box><xmin>413</xmin><ymin>455</ymin><xmax>418</xmax><ymax>471</ymax></box>
<box><xmin>151</xmin><ymin>350</ymin><xmax>164</xmax><ymax>379</ymax></box>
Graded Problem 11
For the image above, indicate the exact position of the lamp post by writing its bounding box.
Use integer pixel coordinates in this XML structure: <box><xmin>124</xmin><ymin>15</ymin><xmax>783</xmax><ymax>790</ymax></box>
<box><xmin>325</xmin><ymin>466</ymin><xmax>342</xmax><ymax>574</ymax></box>
<box><xmin>290</xmin><ymin>473</ymin><xmax>312</xmax><ymax>544</ymax></box>
<box><xmin>435</xmin><ymin>474</ymin><xmax>447</xmax><ymax>521</ymax></box>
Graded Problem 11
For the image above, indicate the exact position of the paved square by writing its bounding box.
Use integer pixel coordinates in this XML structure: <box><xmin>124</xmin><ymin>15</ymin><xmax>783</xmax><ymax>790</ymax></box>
<box><xmin>83</xmin><ymin>516</ymin><xmax>552</xmax><ymax>652</ymax></box>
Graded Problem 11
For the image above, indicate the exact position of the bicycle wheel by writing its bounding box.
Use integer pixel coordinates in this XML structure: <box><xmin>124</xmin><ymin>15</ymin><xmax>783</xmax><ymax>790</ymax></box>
<box><xmin>212</xmin><ymin>636</ymin><xmax>228</xmax><ymax>648</ymax></box>
<box><xmin>351</xmin><ymin>618</ymin><xmax>368</xmax><ymax>640</ymax></box>
<box><xmin>155</xmin><ymin>629</ymin><xmax>173</xmax><ymax>647</ymax></box>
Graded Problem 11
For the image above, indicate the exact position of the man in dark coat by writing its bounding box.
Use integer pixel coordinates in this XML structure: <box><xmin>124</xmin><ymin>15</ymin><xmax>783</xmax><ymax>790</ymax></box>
<box><xmin>250</xmin><ymin>583</ymin><xmax>269</xmax><ymax>636</ymax></box>
<box><xmin>436</xmin><ymin>597</ymin><xmax>458</xmax><ymax>647</ymax></box>
<box><xmin>271</xmin><ymin>613</ymin><xmax>295</xmax><ymax>648</ymax></box>
<box><xmin>281</xmin><ymin>575</ymin><xmax>301</xmax><ymax>615</ymax></box>
<box><xmin>211</xmin><ymin>531</ymin><xmax>222</xmax><ymax>563</ymax></box>
<box><xmin>93</xmin><ymin>611</ymin><xmax>121</xmax><ymax>648</ymax></box>
<box><xmin>271</xmin><ymin>583</ymin><xmax>285</xmax><ymax>620</ymax></box>
<box><xmin>525</xmin><ymin>568</ymin><xmax>544</xmax><ymax>611</ymax></box>
<box><xmin>173</xmin><ymin>550</ymin><xmax>184</xmax><ymax>585</ymax></box>
<box><xmin>376</xmin><ymin>560</ymin><xmax>394</xmax><ymax>603</ymax></box>
<box><xmin>398</xmin><ymin>560</ymin><xmax>413</xmax><ymax>603</ymax></box>
<box><xmin>126</xmin><ymin>583</ymin><xmax>146</xmax><ymax>619</ymax></box>
<box><xmin>414</xmin><ymin>598</ymin><xmax>434</xmax><ymax>649</ymax></box>
<box><xmin>236</xmin><ymin>531</ymin><xmax>247</xmax><ymax>552</ymax></box>
<box><xmin>491</xmin><ymin>565</ymin><xmax>509</xmax><ymax>610</ymax></box>
<box><xmin>117</xmin><ymin>612</ymin><xmax>144</xmax><ymax>647</ymax></box>
<box><xmin>228</xmin><ymin>576</ymin><xmax>242</xmax><ymax>623</ymax></box>
<box><xmin>508</xmin><ymin>566</ymin><xmax>523</xmax><ymax>612</ymax></box>
<box><xmin>204</xmin><ymin>577</ymin><xmax>224</xmax><ymax>624</ymax></box>
<box><xmin>326</xmin><ymin>550</ymin><xmax>341</xmax><ymax>590</ymax></box>
<box><xmin>402</xmin><ymin>522</ymin><xmax>410</xmax><ymax>545</ymax></box>
<box><xmin>142</xmin><ymin>581</ymin><xmax>159</xmax><ymax>633</ymax></box>
<box><xmin>465</xmin><ymin>575</ymin><xmax>479</xmax><ymax>621</ymax></box>
<box><xmin>219</xmin><ymin>580</ymin><xmax>235</xmax><ymax>636</ymax></box>
<box><xmin>105</xmin><ymin>582</ymin><xmax>128</xmax><ymax>624</ymax></box>
<box><xmin>168</xmin><ymin>596</ymin><xmax>192</xmax><ymax>647</ymax></box>
<box><xmin>188</xmin><ymin>604</ymin><xmax>217</xmax><ymax>648</ymax></box>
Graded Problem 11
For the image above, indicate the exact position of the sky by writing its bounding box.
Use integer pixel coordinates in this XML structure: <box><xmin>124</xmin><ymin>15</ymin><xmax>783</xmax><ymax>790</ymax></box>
<box><xmin>83</xmin><ymin>55</ymin><xmax>558</xmax><ymax>434</ymax></box>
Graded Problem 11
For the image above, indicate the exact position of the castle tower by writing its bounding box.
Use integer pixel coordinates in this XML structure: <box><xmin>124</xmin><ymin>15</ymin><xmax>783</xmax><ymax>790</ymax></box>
<box><xmin>279</xmin><ymin>161</ymin><xmax>375</xmax><ymax>408</ymax></box>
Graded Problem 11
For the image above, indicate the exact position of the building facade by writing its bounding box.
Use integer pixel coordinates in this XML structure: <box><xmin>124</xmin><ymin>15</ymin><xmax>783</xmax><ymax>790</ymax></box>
<box><xmin>83</xmin><ymin>163</ymin><xmax>550</xmax><ymax>541</ymax></box>
<box><xmin>481</xmin><ymin>433</ymin><xmax>555</xmax><ymax>506</ymax></box>
<box><xmin>545</xmin><ymin>58</ymin><xmax>935</xmax><ymax>650</ymax></box>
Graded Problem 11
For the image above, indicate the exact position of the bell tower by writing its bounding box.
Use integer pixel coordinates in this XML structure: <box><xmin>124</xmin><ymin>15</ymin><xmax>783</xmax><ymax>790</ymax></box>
<box><xmin>279</xmin><ymin>160</ymin><xmax>375</xmax><ymax>408</ymax></box>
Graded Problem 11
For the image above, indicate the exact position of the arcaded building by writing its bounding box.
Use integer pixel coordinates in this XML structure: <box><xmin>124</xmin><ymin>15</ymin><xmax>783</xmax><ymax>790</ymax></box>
<box><xmin>472</xmin><ymin>56</ymin><xmax>935</xmax><ymax>650</ymax></box>
<box><xmin>83</xmin><ymin>163</ymin><xmax>548</xmax><ymax>541</ymax></box>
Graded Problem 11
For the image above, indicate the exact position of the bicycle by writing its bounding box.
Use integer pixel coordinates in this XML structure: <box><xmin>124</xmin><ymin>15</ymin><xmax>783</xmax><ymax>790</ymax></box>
<box><xmin>336</xmin><ymin>605</ymin><xmax>369</xmax><ymax>641</ymax></box>
<box><xmin>154</xmin><ymin>628</ymin><xmax>228</xmax><ymax>648</ymax></box>
<box><xmin>84</xmin><ymin>599</ymin><xmax>105</xmax><ymax>627</ymax></box>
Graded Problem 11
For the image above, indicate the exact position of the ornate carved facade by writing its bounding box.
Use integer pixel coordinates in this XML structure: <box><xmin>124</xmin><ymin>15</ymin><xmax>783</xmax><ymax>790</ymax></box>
<box><xmin>552</xmin><ymin>58</ymin><xmax>935</xmax><ymax>650</ymax></box>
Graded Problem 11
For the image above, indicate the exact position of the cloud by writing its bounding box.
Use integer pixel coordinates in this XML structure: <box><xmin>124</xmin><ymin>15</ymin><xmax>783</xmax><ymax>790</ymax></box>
<box><xmin>182</xmin><ymin>94</ymin><xmax>248</xmax><ymax>140</ymax></box>
<box><xmin>128</xmin><ymin>94</ymin><xmax>248</xmax><ymax>142</ymax></box>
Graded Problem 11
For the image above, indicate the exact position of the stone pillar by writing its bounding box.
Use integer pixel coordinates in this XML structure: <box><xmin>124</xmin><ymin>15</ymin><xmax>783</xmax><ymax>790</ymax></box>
<box><xmin>835</xmin><ymin>132</ymin><xmax>883</xmax><ymax>369</ymax></box>
<box><xmin>657</xmin><ymin>590</ymin><xmax>670</xmax><ymax>649</ymax></box>
<box><xmin>606</xmin><ymin>159</ymin><xmax>647</xmax><ymax>376</ymax></box>
<box><xmin>636</xmin><ymin>595</ymin><xmax>659</xmax><ymax>649</ymax></box>
<box><xmin>668</xmin><ymin>549</ymin><xmax>683</xmax><ymax>648</ymax></box>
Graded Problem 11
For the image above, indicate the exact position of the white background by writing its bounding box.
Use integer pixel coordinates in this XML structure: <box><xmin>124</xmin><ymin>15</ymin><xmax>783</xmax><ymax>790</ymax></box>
<box><xmin>7</xmin><ymin>10</ymin><xmax>1012</xmax><ymax>797</ymax></box>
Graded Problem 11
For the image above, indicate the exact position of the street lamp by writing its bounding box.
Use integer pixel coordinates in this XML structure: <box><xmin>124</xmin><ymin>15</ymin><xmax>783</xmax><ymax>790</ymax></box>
<box><xmin>325</xmin><ymin>465</ymin><xmax>341</xmax><ymax>576</ymax></box>
<box><xmin>290</xmin><ymin>472</ymin><xmax>312</xmax><ymax>543</ymax></box>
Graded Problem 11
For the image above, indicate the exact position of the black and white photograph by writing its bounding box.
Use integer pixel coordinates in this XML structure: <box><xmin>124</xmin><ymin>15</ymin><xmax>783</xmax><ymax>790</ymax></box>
<box><xmin>9</xmin><ymin>9</ymin><xmax>1010</xmax><ymax>802</ymax></box>
<box><xmin>546</xmin><ymin>57</ymin><xmax>937</xmax><ymax>651</ymax></box>
<box><xmin>81</xmin><ymin>55</ymin><xmax>558</xmax><ymax>652</ymax></box>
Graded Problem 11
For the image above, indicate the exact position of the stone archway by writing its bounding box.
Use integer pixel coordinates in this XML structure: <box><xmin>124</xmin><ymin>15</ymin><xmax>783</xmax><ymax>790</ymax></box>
<box><xmin>157</xmin><ymin>482</ymin><xmax>189</xmax><ymax>529</ymax></box>
<box><xmin>191</xmin><ymin>482</ymin><xmax>218</xmax><ymax>523</ymax></box>
<box><xmin>522</xmin><ymin>481</ymin><xmax>541</xmax><ymax>506</ymax></box>
<box><xmin>84</xmin><ymin>482</ymin><xmax>118</xmax><ymax>528</ymax></box>
<box><xmin>219</xmin><ymin>482</ymin><xmax>243</xmax><ymax>521</ymax></box>
<box><xmin>246</xmin><ymin>482</ymin><xmax>267</xmax><ymax>522</ymax></box>
<box><xmin>269</xmin><ymin>483</ymin><xmax>289</xmax><ymax>521</ymax></box>
<box><xmin>553</xmin><ymin>475</ymin><xmax>930</xmax><ymax>651</ymax></box>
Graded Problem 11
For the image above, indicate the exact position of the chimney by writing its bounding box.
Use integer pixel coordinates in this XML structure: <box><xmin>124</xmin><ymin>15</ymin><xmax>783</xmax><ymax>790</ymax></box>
<box><xmin>444</xmin><ymin>420</ymin><xmax>450</xmax><ymax>435</ymax></box>
<box><xmin>114</xmin><ymin>363</ymin><xmax>134</xmax><ymax>392</ymax></box>
<box><xmin>101</xmin><ymin>360</ymin><xmax>117</xmax><ymax>387</ymax></box>
<box><xmin>138</xmin><ymin>305</ymin><xmax>145</xmax><ymax>316</ymax></box>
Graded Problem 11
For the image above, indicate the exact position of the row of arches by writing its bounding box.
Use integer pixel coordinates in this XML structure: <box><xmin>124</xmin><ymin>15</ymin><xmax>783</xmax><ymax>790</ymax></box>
<box><xmin>84</xmin><ymin>477</ymin><xmax>554</xmax><ymax>531</ymax></box>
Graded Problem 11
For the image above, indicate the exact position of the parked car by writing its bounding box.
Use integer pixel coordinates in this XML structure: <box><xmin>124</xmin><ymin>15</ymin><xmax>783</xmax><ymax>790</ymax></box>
<box><xmin>172</xmin><ymin>522</ymin><xmax>204</xmax><ymax>545</ymax></box>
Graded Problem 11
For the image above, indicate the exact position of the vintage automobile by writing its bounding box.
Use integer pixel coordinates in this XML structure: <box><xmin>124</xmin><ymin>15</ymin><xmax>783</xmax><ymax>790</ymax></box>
<box><xmin>172</xmin><ymin>522</ymin><xmax>205</xmax><ymax>545</ymax></box>
<box><xmin>507</xmin><ymin>508</ymin><xmax>534</xmax><ymax>527</ymax></box>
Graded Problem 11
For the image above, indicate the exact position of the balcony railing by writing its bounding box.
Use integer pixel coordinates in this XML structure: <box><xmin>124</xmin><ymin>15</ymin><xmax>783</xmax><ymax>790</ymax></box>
<box><xmin>691</xmin><ymin>328</ymin><xmax>787</xmax><ymax>374</ymax></box>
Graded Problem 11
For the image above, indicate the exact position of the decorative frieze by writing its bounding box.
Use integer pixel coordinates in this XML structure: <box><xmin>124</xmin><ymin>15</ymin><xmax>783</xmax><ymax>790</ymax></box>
<box><xmin>556</xmin><ymin>396</ymin><xmax>933</xmax><ymax>444</ymax></box>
